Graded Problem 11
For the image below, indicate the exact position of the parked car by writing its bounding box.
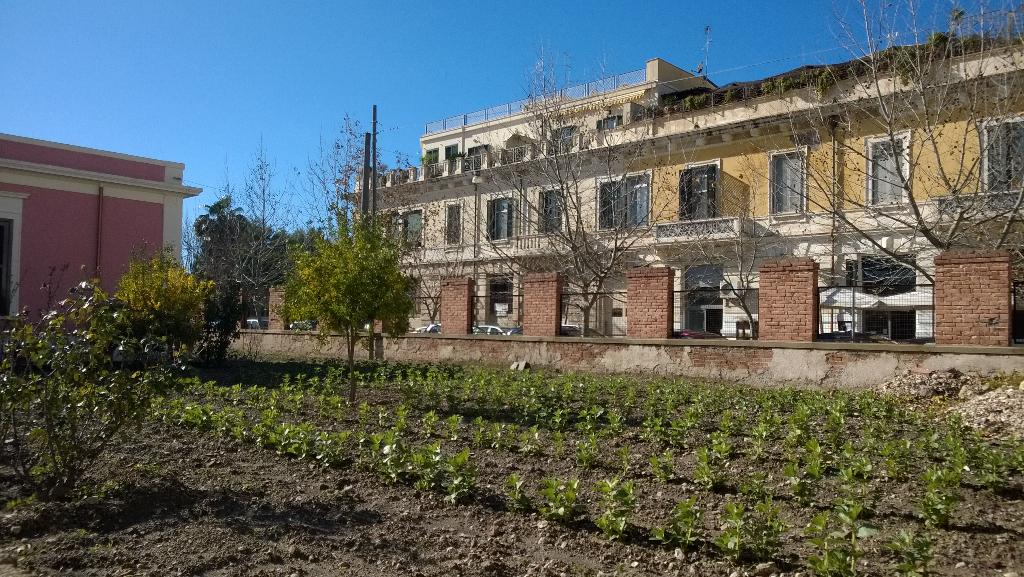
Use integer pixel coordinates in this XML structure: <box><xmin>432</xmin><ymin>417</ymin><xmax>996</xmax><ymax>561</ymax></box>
<box><xmin>414</xmin><ymin>323</ymin><xmax>442</xmax><ymax>333</ymax></box>
<box><xmin>504</xmin><ymin>327</ymin><xmax>523</xmax><ymax>335</ymax></box>
<box><xmin>245</xmin><ymin>317</ymin><xmax>268</xmax><ymax>330</ymax></box>
<box><xmin>559</xmin><ymin>324</ymin><xmax>583</xmax><ymax>337</ymax></box>
<box><xmin>673</xmin><ymin>328</ymin><xmax>722</xmax><ymax>339</ymax></box>
<box><xmin>473</xmin><ymin>325</ymin><xmax>506</xmax><ymax>335</ymax></box>
<box><xmin>288</xmin><ymin>319</ymin><xmax>317</xmax><ymax>331</ymax></box>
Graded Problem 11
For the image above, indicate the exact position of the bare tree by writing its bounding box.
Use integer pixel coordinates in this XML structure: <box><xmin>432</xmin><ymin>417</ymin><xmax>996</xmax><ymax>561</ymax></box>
<box><xmin>670</xmin><ymin>155</ymin><xmax>785</xmax><ymax>338</ymax></box>
<box><xmin>786</xmin><ymin>1</ymin><xmax>1024</xmax><ymax>280</ymax></box>
<box><xmin>477</xmin><ymin>55</ymin><xmax>676</xmax><ymax>334</ymax></box>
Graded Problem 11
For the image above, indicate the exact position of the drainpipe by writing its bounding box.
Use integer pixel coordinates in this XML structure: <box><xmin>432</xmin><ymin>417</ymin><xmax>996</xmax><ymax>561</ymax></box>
<box><xmin>95</xmin><ymin>183</ymin><xmax>105</xmax><ymax>277</ymax></box>
<box><xmin>828</xmin><ymin>118</ymin><xmax>840</xmax><ymax>283</ymax></box>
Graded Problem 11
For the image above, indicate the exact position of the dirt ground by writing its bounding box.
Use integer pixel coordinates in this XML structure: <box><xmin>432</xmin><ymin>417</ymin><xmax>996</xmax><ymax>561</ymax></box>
<box><xmin>0</xmin><ymin>362</ymin><xmax>1021</xmax><ymax>577</ymax></box>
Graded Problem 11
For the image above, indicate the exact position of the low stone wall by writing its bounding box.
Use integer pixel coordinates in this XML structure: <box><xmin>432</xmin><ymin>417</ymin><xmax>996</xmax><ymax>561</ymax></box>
<box><xmin>231</xmin><ymin>331</ymin><xmax>1024</xmax><ymax>390</ymax></box>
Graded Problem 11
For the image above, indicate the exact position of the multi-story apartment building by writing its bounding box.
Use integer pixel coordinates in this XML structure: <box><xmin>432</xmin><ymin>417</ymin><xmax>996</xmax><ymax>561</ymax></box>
<box><xmin>373</xmin><ymin>28</ymin><xmax>1024</xmax><ymax>341</ymax></box>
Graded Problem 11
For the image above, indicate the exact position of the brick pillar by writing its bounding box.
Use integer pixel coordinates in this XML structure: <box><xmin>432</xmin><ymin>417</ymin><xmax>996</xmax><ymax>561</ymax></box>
<box><xmin>759</xmin><ymin>257</ymin><xmax>819</xmax><ymax>342</ymax></box>
<box><xmin>626</xmin><ymin>267</ymin><xmax>674</xmax><ymax>339</ymax></box>
<box><xmin>522</xmin><ymin>272</ymin><xmax>562</xmax><ymax>336</ymax></box>
<box><xmin>268</xmin><ymin>287</ymin><xmax>285</xmax><ymax>330</ymax></box>
<box><xmin>440</xmin><ymin>277</ymin><xmax>474</xmax><ymax>335</ymax></box>
<box><xmin>934</xmin><ymin>249</ymin><xmax>1012</xmax><ymax>346</ymax></box>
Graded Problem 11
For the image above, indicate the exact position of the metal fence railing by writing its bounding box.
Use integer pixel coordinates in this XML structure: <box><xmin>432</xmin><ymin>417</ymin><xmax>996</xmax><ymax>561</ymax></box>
<box><xmin>818</xmin><ymin>284</ymin><xmax>934</xmax><ymax>343</ymax></box>
<box><xmin>1014</xmin><ymin>281</ymin><xmax>1023</xmax><ymax>345</ymax></box>
<box><xmin>560</xmin><ymin>290</ymin><xmax>628</xmax><ymax>337</ymax></box>
<box><xmin>424</xmin><ymin>68</ymin><xmax>647</xmax><ymax>134</ymax></box>
<box><xmin>673</xmin><ymin>288</ymin><xmax>759</xmax><ymax>339</ymax></box>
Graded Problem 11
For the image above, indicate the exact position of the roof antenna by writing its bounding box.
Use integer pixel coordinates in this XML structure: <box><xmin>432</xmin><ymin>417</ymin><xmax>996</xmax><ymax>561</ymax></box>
<box><xmin>698</xmin><ymin>25</ymin><xmax>712</xmax><ymax>78</ymax></box>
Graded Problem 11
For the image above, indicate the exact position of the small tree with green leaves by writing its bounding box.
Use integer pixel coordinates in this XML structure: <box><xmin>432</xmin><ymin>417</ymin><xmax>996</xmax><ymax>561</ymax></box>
<box><xmin>116</xmin><ymin>248</ymin><xmax>212</xmax><ymax>354</ymax></box>
<box><xmin>283</xmin><ymin>214</ymin><xmax>411</xmax><ymax>402</ymax></box>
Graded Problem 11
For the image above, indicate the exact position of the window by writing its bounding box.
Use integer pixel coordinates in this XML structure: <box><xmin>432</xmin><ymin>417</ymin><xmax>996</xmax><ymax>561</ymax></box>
<box><xmin>596</xmin><ymin>115</ymin><xmax>622</xmax><ymax>131</ymax></box>
<box><xmin>867</xmin><ymin>135</ymin><xmax>908</xmax><ymax>205</ymax></box>
<box><xmin>408</xmin><ymin>277</ymin><xmax>421</xmax><ymax>315</ymax></box>
<box><xmin>487</xmin><ymin>198</ymin><xmax>516</xmax><ymax>240</ymax></box>
<box><xmin>599</xmin><ymin>174</ymin><xmax>650</xmax><ymax>229</ymax></box>
<box><xmin>985</xmin><ymin>119</ymin><xmax>1024</xmax><ymax>193</ymax></box>
<box><xmin>537</xmin><ymin>190</ymin><xmax>563</xmax><ymax>234</ymax></box>
<box><xmin>679</xmin><ymin>164</ymin><xmax>718</xmax><ymax>220</ymax></box>
<box><xmin>770</xmin><ymin>150</ymin><xmax>806</xmax><ymax>214</ymax></box>
<box><xmin>444</xmin><ymin>144</ymin><xmax>460</xmax><ymax>160</ymax></box>
<box><xmin>423</xmin><ymin>149</ymin><xmax>439</xmax><ymax>164</ymax></box>
<box><xmin>0</xmin><ymin>220</ymin><xmax>9</xmax><ymax>316</ymax></box>
<box><xmin>488</xmin><ymin>276</ymin><xmax>513</xmax><ymax>317</ymax></box>
<box><xmin>684</xmin><ymin>265</ymin><xmax>723</xmax><ymax>334</ymax></box>
<box><xmin>845</xmin><ymin>254</ymin><xmax>916</xmax><ymax>296</ymax></box>
<box><xmin>403</xmin><ymin>210</ymin><xmax>423</xmax><ymax>248</ymax></box>
<box><xmin>445</xmin><ymin>204</ymin><xmax>462</xmax><ymax>246</ymax></box>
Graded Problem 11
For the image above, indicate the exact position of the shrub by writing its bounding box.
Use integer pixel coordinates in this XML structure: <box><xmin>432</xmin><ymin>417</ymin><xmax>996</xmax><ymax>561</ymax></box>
<box><xmin>594</xmin><ymin>478</ymin><xmax>636</xmax><ymax>540</ymax></box>
<box><xmin>538</xmin><ymin>478</ymin><xmax>578</xmax><ymax>523</ymax></box>
<box><xmin>650</xmin><ymin>497</ymin><xmax>702</xmax><ymax>550</ymax></box>
<box><xmin>0</xmin><ymin>282</ymin><xmax>179</xmax><ymax>498</ymax></box>
<box><xmin>116</xmin><ymin>249</ymin><xmax>212</xmax><ymax>353</ymax></box>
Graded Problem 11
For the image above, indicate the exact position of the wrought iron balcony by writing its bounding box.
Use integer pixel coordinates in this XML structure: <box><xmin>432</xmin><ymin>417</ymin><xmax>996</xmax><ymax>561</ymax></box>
<box><xmin>654</xmin><ymin>216</ymin><xmax>742</xmax><ymax>240</ymax></box>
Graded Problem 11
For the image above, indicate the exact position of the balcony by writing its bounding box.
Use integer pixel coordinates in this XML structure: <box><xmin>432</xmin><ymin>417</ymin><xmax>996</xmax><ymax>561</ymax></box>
<box><xmin>424</xmin><ymin>162</ymin><xmax>443</xmax><ymax>179</ymax></box>
<box><xmin>654</xmin><ymin>217</ymin><xmax>743</xmax><ymax>241</ymax></box>
<box><xmin>500</xmin><ymin>145</ymin><xmax>531</xmax><ymax>165</ymax></box>
<box><xmin>462</xmin><ymin>154</ymin><xmax>483</xmax><ymax>172</ymax></box>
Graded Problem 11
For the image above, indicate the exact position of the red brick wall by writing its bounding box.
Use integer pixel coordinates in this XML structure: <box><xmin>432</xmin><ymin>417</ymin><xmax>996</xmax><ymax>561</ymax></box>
<box><xmin>440</xmin><ymin>277</ymin><xmax>475</xmax><ymax>335</ymax></box>
<box><xmin>268</xmin><ymin>287</ymin><xmax>285</xmax><ymax>330</ymax></box>
<box><xmin>934</xmin><ymin>250</ymin><xmax>1012</xmax><ymax>346</ymax></box>
<box><xmin>522</xmin><ymin>272</ymin><xmax>562</xmax><ymax>336</ymax></box>
<box><xmin>626</xmin><ymin>267</ymin><xmax>674</xmax><ymax>339</ymax></box>
<box><xmin>759</xmin><ymin>257</ymin><xmax>818</xmax><ymax>342</ymax></box>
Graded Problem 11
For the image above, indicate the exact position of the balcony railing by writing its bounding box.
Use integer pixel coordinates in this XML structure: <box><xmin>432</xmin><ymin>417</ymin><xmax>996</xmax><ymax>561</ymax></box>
<box><xmin>500</xmin><ymin>145</ymin><xmax>531</xmax><ymax>165</ymax></box>
<box><xmin>424</xmin><ymin>68</ymin><xmax>647</xmax><ymax>134</ymax></box>
<box><xmin>462</xmin><ymin>154</ymin><xmax>483</xmax><ymax>172</ymax></box>
<box><xmin>655</xmin><ymin>217</ymin><xmax>742</xmax><ymax>240</ymax></box>
<box><xmin>424</xmin><ymin>162</ymin><xmax>443</xmax><ymax>179</ymax></box>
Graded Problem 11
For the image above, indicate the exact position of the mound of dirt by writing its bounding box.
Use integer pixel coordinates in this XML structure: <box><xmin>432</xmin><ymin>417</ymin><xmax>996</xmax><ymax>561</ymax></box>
<box><xmin>878</xmin><ymin>368</ymin><xmax>980</xmax><ymax>399</ymax></box>
<box><xmin>952</xmin><ymin>382</ymin><xmax>1024</xmax><ymax>439</ymax></box>
<box><xmin>880</xmin><ymin>369</ymin><xmax>1024</xmax><ymax>439</ymax></box>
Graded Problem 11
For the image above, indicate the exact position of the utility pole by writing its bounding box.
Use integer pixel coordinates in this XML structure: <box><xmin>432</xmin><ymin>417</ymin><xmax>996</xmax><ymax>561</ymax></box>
<box><xmin>371</xmin><ymin>104</ymin><xmax>378</xmax><ymax>222</ymax></box>
<box><xmin>360</xmin><ymin>132</ymin><xmax>371</xmax><ymax>216</ymax></box>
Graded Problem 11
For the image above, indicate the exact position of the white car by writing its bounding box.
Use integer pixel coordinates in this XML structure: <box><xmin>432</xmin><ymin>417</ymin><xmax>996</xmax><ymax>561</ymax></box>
<box><xmin>473</xmin><ymin>325</ymin><xmax>506</xmax><ymax>335</ymax></box>
<box><xmin>414</xmin><ymin>323</ymin><xmax>442</xmax><ymax>333</ymax></box>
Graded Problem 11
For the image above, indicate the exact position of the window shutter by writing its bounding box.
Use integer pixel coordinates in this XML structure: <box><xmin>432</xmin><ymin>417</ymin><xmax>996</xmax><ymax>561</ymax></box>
<box><xmin>486</xmin><ymin>201</ymin><xmax>495</xmax><ymax>240</ymax></box>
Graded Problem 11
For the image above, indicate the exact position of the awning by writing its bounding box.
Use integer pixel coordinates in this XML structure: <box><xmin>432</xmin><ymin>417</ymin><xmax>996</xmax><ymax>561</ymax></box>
<box><xmin>819</xmin><ymin>287</ymin><xmax>882</xmax><ymax>309</ymax></box>
<box><xmin>819</xmin><ymin>287</ymin><xmax>934</xmax><ymax>309</ymax></box>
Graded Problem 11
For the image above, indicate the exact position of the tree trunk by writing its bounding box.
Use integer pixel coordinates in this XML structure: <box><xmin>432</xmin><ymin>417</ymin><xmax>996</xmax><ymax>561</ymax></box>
<box><xmin>346</xmin><ymin>332</ymin><xmax>357</xmax><ymax>404</ymax></box>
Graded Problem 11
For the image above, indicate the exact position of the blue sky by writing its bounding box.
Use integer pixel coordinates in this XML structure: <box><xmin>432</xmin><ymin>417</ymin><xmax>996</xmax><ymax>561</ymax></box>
<box><xmin>0</xmin><ymin>0</ymin><xmax>973</xmax><ymax>226</ymax></box>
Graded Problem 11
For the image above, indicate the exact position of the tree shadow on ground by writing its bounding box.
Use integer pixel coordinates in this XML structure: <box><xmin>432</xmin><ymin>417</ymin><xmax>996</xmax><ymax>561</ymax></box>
<box><xmin>15</xmin><ymin>473</ymin><xmax>381</xmax><ymax>539</ymax></box>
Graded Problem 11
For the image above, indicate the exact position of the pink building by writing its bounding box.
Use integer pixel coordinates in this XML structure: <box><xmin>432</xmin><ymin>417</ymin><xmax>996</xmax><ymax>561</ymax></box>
<box><xmin>0</xmin><ymin>133</ymin><xmax>200</xmax><ymax>316</ymax></box>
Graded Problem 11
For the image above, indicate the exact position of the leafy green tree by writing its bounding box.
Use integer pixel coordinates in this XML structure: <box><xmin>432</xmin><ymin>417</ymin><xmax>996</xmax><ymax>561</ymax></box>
<box><xmin>116</xmin><ymin>249</ymin><xmax>212</xmax><ymax>354</ymax></box>
<box><xmin>283</xmin><ymin>214</ymin><xmax>411</xmax><ymax>402</ymax></box>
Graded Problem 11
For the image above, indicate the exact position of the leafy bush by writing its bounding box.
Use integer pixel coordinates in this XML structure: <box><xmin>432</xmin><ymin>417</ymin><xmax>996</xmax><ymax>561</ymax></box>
<box><xmin>0</xmin><ymin>282</ymin><xmax>178</xmax><ymax>498</ymax></box>
<box><xmin>116</xmin><ymin>249</ymin><xmax>212</xmax><ymax>353</ymax></box>
<box><xmin>538</xmin><ymin>478</ymin><xmax>578</xmax><ymax>523</ymax></box>
<box><xmin>594</xmin><ymin>478</ymin><xmax>635</xmax><ymax>540</ymax></box>
<box><xmin>650</xmin><ymin>497</ymin><xmax>702</xmax><ymax>549</ymax></box>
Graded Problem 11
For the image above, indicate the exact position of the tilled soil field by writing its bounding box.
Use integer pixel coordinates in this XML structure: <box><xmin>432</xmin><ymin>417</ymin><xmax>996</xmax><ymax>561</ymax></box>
<box><xmin>0</xmin><ymin>361</ymin><xmax>1021</xmax><ymax>577</ymax></box>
